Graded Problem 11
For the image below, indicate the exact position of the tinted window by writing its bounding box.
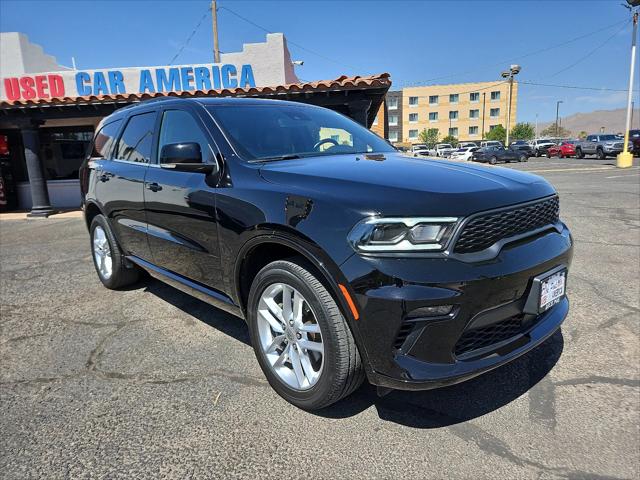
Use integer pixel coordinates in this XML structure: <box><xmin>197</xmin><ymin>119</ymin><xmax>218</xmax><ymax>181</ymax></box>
<box><xmin>158</xmin><ymin>110</ymin><xmax>211</xmax><ymax>164</ymax></box>
<box><xmin>207</xmin><ymin>104</ymin><xmax>394</xmax><ymax>161</ymax></box>
<box><xmin>599</xmin><ymin>135</ymin><xmax>617</xmax><ymax>141</ymax></box>
<box><xmin>91</xmin><ymin>120</ymin><xmax>122</xmax><ymax>158</ymax></box>
<box><xmin>115</xmin><ymin>113</ymin><xmax>155</xmax><ymax>163</ymax></box>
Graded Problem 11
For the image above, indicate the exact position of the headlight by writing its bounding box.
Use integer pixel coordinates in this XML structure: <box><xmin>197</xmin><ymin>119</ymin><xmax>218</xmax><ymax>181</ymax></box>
<box><xmin>348</xmin><ymin>217</ymin><xmax>459</xmax><ymax>253</ymax></box>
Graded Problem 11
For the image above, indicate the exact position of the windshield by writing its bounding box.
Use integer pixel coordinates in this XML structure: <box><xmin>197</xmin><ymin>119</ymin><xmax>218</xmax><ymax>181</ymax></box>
<box><xmin>206</xmin><ymin>104</ymin><xmax>395</xmax><ymax>161</ymax></box>
<box><xmin>439</xmin><ymin>144</ymin><xmax>453</xmax><ymax>148</ymax></box>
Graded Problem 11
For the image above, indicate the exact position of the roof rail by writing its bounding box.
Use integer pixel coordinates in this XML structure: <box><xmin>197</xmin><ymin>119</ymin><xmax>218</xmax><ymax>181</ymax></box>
<box><xmin>120</xmin><ymin>95</ymin><xmax>187</xmax><ymax>110</ymax></box>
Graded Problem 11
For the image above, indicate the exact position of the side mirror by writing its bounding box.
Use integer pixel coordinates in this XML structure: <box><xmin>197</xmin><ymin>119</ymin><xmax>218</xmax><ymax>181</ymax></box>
<box><xmin>160</xmin><ymin>142</ymin><xmax>215</xmax><ymax>174</ymax></box>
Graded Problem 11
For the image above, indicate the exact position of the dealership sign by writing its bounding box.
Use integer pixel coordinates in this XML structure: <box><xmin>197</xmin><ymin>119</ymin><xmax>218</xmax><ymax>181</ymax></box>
<box><xmin>1</xmin><ymin>63</ymin><xmax>257</xmax><ymax>101</ymax></box>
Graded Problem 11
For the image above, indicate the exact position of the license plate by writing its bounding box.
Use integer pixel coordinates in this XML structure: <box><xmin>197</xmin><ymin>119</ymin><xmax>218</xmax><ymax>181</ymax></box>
<box><xmin>539</xmin><ymin>270</ymin><xmax>566</xmax><ymax>312</ymax></box>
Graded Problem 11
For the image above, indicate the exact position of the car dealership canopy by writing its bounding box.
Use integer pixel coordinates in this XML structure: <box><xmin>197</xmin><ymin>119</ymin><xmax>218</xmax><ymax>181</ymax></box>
<box><xmin>0</xmin><ymin>32</ymin><xmax>391</xmax><ymax>215</ymax></box>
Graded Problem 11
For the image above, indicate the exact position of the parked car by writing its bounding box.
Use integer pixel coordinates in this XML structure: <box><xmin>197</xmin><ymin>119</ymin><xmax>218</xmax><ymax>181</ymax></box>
<box><xmin>530</xmin><ymin>139</ymin><xmax>556</xmax><ymax>157</ymax></box>
<box><xmin>575</xmin><ymin>134</ymin><xmax>631</xmax><ymax>159</ymax></box>
<box><xmin>450</xmin><ymin>146</ymin><xmax>479</xmax><ymax>161</ymax></box>
<box><xmin>628</xmin><ymin>129</ymin><xmax>640</xmax><ymax>156</ymax></box>
<box><xmin>458</xmin><ymin>141</ymin><xmax>478</xmax><ymax>149</ymax></box>
<box><xmin>429</xmin><ymin>143</ymin><xmax>456</xmax><ymax>157</ymax></box>
<box><xmin>509</xmin><ymin>140</ymin><xmax>533</xmax><ymax>157</ymax></box>
<box><xmin>80</xmin><ymin>97</ymin><xmax>572</xmax><ymax>410</ymax></box>
<box><xmin>547</xmin><ymin>141</ymin><xmax>577</xmax><ymax>158</ymax></box>
<box><xmin>411</xmin><ymin>144</ymin><xmax>430</xmax><ymax>157</ymax></box>
<box><xmin>480</xmin><ymin>140</ymin><xmax>503</xmax><ymax>148</ymax></box>
<box><xmin>472</xmin><ymin>145</ymin><xmax>529</xmax><ymax>164</ymax></box>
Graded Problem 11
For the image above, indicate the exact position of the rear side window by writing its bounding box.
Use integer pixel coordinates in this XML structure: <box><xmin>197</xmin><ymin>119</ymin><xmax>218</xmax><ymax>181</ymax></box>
<box><xmin>114</xmin><ymin>112</ymin><xmax>156</xmax><ymax>163</ymax></box>
<box><xmin>91</xmin><ymin>120</ymin><xmax>122</xmax><ymax>158</ymax></box>
<box><xmin>158</xmin><ymin>110</ymin><xmax>211</xmax><ymax>164</ymax></box>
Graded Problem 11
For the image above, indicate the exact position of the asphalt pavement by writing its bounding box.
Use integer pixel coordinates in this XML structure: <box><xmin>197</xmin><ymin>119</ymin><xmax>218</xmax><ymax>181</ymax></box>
<box><xmin>1</xmin><ymin>157</ymin><xmax>639</xmax><ymax>479</ymax></box>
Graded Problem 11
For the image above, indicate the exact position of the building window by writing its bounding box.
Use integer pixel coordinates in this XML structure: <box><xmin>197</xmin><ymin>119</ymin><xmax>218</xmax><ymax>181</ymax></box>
<box><xmin>429</xmin><ymin>112</ymin><xmax>438</xmax><ymax>121</ymax></box>
<box><xmin>389</xmin><ymin>130</ymin><xmax>399</xmax><ymax>142</ymax></box>
<box><xmin>388</xmin><ymin>97</ymin><xmax>398</xmax><ymax>110</ymax></box>
<box><xmin>449</xmin><ymin>93</ymin><xmax>459</xmax><ymax>104</ymax></box>
<box><xmin>490</xmin><ymin>91</ymin><xmax>501</xmax><ymax>101</ymax></box>
<box><xmin>408</xmin><ymin>129</ymin><xmax>418</xmax><ymax>139</ymax></box>
<box><xmin>449</xmin><ymin>127</ymin><xmax>458</xmax><ymax>137</ymax></box>
<box><xmin>469</xmin><ymin>109</ymin><xmax>479</xmax><ymax>119</ymax></box>
<box><xmin>42</xmin><ymin>127</ymin><xmax>94</xmax><ymax>180</ymax></box>
<box><xmin>409</xmin><ymin>96</ymin><xmax>418</xmax><ymax>106</ymax></box>
<box><xmin>409</xmin><ymin>113</ymin><xmax>418</xmax><ymax>123</ymax></box>
<box><xmin>470</xmin><ymin>92</ymin><xmax>480</xmax><ymax>102</ymax></box>
<box><xmin>429</xmin><ymin>95</ymin><xmax>439</xmax><ymax>105</ymax></box>
<box><xmin>489</xmin><ymin>125</ymin><xmax>498</xmax><ymax>131</ymax></box>
<box><xmin>469</xmin><ymin>126</ymin><xmax>479</xmax><ymax>135</ymax></box>
<box><xmin>373</xmin><ymin>116</ymin><xmax>379</xmax><ymax>126</ymax></box>
<box><xmin>449</xmin><ymin>111</ymin><xmax>458</xmax><ymax>120</ymax></box>
<box><xmin>490</xmin><ymin>108</ymin><xmax>500</xmax><ymax>118</ymax></box>
<box><xmin>388</xmin><ymin>114</ymin><xmax>398</xmax><ymax>126</ymax></box>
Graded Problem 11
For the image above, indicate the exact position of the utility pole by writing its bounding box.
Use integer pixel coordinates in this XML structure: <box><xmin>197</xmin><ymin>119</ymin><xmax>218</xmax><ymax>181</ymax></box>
<box><xmin>481</xmin><ymin>92</ymin><xmax>486</xmax><ymax>138</ymax></box>
<box><xmin>212</xmin><ymin>0</ymin><xmax>220</xmax><ymax>63</ymax></box>
<box><xmin>535</xmin><ymin>113</ymin><xmax>538</xmax><ymax>138</ymax></box>
<box><xmin>555</xmin><ymin>100</ymin><xmax>563</xmax><ymax>138</ymax></box>
<box><xmin>618</xmin><ymin>5</ymin><xmax>638</xmax><ymax>168</ymax></box>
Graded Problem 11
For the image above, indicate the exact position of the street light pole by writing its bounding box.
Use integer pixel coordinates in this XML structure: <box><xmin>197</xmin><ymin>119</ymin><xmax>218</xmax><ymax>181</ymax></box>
<box><xmin>481</xmin><ymin>92</ymin><xmax>486</xmax><ymax>138</ymax></box>
<box><xmin>502</xmin><ymin>65</ymin><xmax>520</xmax><ymax>146</ymax></box>
<box><xmin>618</xmin><ymin>9</ymin><xmax>638</xmax><ymax>168</ymax></box>
<box><xmin>555</xmin><ymin>100</ymin><xmax>563</xmax><ymax>138</ymax></box>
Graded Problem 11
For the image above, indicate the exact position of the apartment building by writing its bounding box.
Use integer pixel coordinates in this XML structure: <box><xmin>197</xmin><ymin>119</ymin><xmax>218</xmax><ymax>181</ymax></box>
<box><xmin>401</xmin><ymin>81</ymin><xmax>517</xmax><ymax>144</ymax></box>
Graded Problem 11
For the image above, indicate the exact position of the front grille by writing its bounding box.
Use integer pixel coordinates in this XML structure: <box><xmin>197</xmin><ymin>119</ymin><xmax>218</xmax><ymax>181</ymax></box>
<box><xmin>453</xmin><ymin>196</ymin><xmax>559</xmax><ymax>254</ymax></box>
<box><xmin>613</xmin><ymin>142</ymin><xmax>623</xmax><ymax>149</ymax></box>
<box><xmin>454</xmin><ymin>316</ymin><xmax>525</xmax><ymax>356</ymax></box>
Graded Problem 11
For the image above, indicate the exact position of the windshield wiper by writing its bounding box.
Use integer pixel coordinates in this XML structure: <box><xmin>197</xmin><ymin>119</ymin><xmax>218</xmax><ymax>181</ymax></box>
<box><xmin>249</xmin><ymin>154</ymin><xmax>302</xmax><ymax>163</ymax></box>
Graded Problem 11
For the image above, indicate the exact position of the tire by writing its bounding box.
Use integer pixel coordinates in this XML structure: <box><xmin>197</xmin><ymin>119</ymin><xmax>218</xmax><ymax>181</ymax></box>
<box><xmin>519</xmin><ymin>154</ymin><xmax>527</xmax><ymax>162</ymax></box>
<box><xmin>247</xmin><ymin>258</ymin><xmax>364</xmax><ymax>410</ymax></box>
<box><xmin>90</xmin><ymin>214</ymin><xmax>140</xmax><ymax>289</ymax></box>
<box><xmin>596</xmin><ymin>148</ymin><xmax>605</xmax><ymax>160</ymax></box>
<box><xmin>576</xmin><ymin>148</ymin><xmax>584</xmax><ymax>159</ymax></box>
<box><xmin>558</xmin><ymin>152</ymin><xmax>564</xmax><ymax>159</ymax></box>
<box><xmin>546</xmin><ymin>151</ymin><xmax>551</xmax><ymax>158</ymax></box>
<box><xmin>535</xmin><ymin>149</ymin><xmax>541</xmax><ymax>157</ymax></box>
<box><xmin>489</xmin><ymin>156</ymin><xmax>497</xmax><ymax>165</ymax></box>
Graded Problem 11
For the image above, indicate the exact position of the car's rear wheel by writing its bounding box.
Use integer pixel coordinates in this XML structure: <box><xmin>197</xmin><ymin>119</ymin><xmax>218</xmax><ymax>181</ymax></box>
<box><xmin>247</xmin><ymin>259</ymin><xmax>364</xmax><ymax>410</ymax></box>
<box><xmin>489</xmin><ymin>156</ymin><xmax>497</xmax><ymax>165</ymax></box>
<box><xmin>90</xmin><ymin>214</ymin><xmax>140</xmax><ymax>289</ymax></box>
<box><xmin>519</xmin><ymin>154</ymin><xmax>527</xmax><ymax>162</ymax></box>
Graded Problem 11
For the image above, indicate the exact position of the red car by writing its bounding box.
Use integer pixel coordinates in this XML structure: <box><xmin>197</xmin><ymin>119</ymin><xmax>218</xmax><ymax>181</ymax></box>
<box><xmin>547</xmin><ymin>141</ymin><xmax>576</xmax><ymax>158</ymax></box>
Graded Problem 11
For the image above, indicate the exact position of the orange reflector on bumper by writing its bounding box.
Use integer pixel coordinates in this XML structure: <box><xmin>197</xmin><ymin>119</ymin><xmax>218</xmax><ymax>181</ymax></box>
<box><xmin>338</xmin><ymin>284</ymin><xmax>360</xmax><ymax>320</ymax></box>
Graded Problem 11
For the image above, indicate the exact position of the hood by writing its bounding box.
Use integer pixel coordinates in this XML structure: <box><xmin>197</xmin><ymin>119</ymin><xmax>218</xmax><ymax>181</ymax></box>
<box><xmin>258</xmin><ymin>152</ymin><xmax>556</xmax><ymax>217</ymax></box>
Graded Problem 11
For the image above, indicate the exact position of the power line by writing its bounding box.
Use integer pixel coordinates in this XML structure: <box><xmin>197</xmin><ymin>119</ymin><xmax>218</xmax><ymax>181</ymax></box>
<box><xmin>548</xmin><ymin>21</ymin><xmax>630</xmax><ymax>78</ymax></box>
<box><xmin>168</xmin><ymin>7</ymin><xmax>211</xmax><ymax>65</ymax></box>
<box><xmin>401</xmin><ymin>18</ymin><xmax>629</xmax><ymax>88</ymax></box>
<box><xmin>218</xmin><ymin>5</ymin><xmax>361</xmax><ymax>70</ymax></box>
<box><xmin>519</xmin><ymin>80</ymin><xmax>638</xmax><ymax>92</ymax></box>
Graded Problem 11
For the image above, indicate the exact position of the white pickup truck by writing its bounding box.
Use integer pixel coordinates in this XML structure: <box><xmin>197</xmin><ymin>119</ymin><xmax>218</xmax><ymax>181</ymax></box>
<box><xmin>429</xmin><ymin>143</ymin><xmax>455</xmax><ymax>157</ymax></box>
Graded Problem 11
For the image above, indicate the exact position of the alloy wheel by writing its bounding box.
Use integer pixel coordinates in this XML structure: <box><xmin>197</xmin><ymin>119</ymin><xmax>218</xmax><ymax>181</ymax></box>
<box><xmin>256</xmin><ymin>282</ymin><xmax>324</xmax><ymax>390</ymax></box>
<box><xmin>92</xmin><ymin>225</ymin><xmax>113</xmax><ymax>279</ymax></box>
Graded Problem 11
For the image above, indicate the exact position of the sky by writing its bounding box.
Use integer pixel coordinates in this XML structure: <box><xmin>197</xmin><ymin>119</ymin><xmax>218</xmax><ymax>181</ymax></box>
<box><xmin>1</xmin><ymin>0</ymin><xmax>638</xmax><ymax>124</ymax></box>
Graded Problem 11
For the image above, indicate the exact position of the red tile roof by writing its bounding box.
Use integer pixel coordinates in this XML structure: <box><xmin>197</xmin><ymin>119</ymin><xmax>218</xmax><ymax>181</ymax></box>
<box><xmin>0</xmin><ymin>73</ymin><xmax>391</xmax><ymax>108</ymax></box>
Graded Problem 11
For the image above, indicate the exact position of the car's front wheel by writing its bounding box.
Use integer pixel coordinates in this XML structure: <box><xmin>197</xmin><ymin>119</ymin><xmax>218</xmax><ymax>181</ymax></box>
<box><xmin>489</xmin><ymin>156</ymin><xmax>497</xmax><ymax>165</ymax></box>
<box><xmin>247</xmin><ymin>259</ymin><xmax>364</xmax><ymax>410</ymax></box>
<box><xmin>596</xmin><ymin>147</ymin><xmax>605</xmax><ymax>159</ymax></box>
<box><xmin>90</xmin><ymin>214</ymin><xmax>140</xmax><ymax>289</ymax></box>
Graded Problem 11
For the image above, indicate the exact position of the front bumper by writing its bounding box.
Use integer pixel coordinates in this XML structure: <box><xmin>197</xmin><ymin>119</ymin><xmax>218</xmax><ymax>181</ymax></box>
<box><xmin>340</xmin><ymin>223</ymin><xmax>573</xmax><ymax>390</ymax></box>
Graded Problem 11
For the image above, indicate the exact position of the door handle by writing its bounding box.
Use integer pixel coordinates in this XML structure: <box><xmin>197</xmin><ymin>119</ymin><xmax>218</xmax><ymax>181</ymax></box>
<box><xmin>99</xmin><ymin>172</ymin><xmax>113</xmax><ymax>182</ymax></box>
<box><xmin>146</xmin><ymin>182</ymin><xmax>162</xmax><ymax>192</ymax></box>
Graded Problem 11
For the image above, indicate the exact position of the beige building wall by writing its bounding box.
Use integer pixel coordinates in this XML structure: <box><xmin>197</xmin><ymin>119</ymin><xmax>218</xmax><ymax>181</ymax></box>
<box><xmin>402</xmin><ymin>81</ymin><xmax>518</xmax><ymax>143</ymax></box>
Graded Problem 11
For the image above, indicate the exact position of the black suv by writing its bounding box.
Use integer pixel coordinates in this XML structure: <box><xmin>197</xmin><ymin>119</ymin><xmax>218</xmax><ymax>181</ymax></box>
<box><xmin>80</xmin><ymin>98</ymin><xmax>573</xmax><ymax>410</ymax></box>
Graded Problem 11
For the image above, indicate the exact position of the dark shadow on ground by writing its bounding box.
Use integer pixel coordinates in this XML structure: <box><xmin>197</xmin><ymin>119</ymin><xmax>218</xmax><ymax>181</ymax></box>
<box><xmin>315</xmin><ymin>330</ymin><xmax>564</xmax><ymax>428</ymax></box>
<box><xmin>143</xmin><ymin>278</ymin><xmax>251</xmax><ymax>346</ymax></box>
<box><xmin>140</xmin><ymin>276</ymin><xmax>563</xmax><ymax>428</ymax></box>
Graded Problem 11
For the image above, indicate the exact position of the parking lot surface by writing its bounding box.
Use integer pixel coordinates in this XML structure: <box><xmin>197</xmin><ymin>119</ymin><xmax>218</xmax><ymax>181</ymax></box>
<box><xmin>1</xmin><ymin>157</ymin><xmax>639</xmax><ymax>479</ymax></box>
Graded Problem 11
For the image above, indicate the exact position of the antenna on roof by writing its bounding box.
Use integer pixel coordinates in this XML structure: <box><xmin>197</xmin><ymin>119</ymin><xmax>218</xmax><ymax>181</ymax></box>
<box><xmin>71</xmin><ymin>57</ymin><xmax>77</xmax><ymax>70</ymax></box>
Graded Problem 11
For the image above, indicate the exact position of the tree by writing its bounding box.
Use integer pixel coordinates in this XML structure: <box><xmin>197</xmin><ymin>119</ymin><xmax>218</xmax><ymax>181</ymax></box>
<box><xmin>418</xmin><ymin>128</ymin><xmax>439</xmax><ymax>147</ymax></box>
<box><xmin>540</xmin><ymin>124</ymin><xmax>571</xmax><ymax>138</ymax></box>
<box><xmin>441</xmin><ymin>134</ymin><xmax>458</xmax><ymax>147</ymax></box>
<box><xmin>484</xmin><ymin>124</ymin><xmax>506</xmax><ymax>144</ymax></box>
<box><xmin>578</xmin><ymin>131</ymin><xmax>588</xmax><ymax>139</ymax></box>
<box><xmin>510</xmin><ymin>122</ymin><xmax>535</xmax><ymax>141</ymax></box>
